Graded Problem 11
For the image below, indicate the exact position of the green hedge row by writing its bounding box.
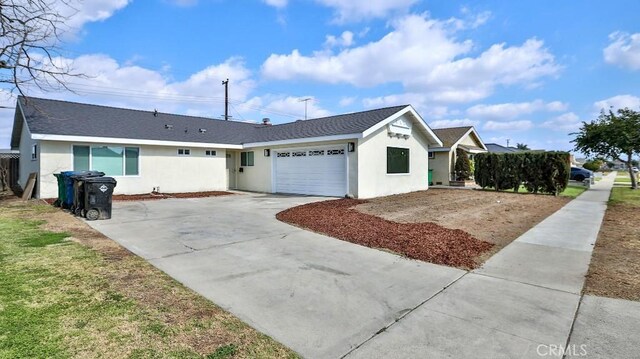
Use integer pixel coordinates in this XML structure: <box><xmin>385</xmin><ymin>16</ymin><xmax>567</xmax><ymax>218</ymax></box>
<box><xmin>474</xmin><ymin>152</ymin><xmax>571</xmax><ymax>195</ymax></box>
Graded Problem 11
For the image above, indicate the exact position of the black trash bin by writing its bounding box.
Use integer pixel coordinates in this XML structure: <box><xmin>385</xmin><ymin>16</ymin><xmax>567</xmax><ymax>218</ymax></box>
<box><xmin>70</xmin><ymin>171</ymin><xmax>105</xmax><ymax>215</ymax></box>
<box><xmin>83</xmin><ymin>177</ymin><xmax>117</xmax><ymax>220</ymax></box>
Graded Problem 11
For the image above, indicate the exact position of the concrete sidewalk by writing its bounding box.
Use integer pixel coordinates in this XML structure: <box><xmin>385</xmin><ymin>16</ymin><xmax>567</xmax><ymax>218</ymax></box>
<box><xmin>347</xmin><ymin>174</ymin><xmax>617</xmax><ymax>358</ymax></box>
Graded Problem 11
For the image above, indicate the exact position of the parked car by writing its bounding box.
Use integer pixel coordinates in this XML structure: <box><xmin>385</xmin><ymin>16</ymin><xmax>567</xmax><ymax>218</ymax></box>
<box><xmin>570</xmin><ymin>167</ymin><xmax>592</xmax><ymax>182</ymax></box>
<box><xmin>633</xmin><ymin>167</ymin><xmax>639</xmax><ymax>173</ymax></box>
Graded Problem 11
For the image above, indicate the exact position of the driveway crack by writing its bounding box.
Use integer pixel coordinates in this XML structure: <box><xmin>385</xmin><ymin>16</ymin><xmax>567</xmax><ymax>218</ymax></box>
<box><xmin>340</xmin><ymin>271</ymin><xmax>468</xmax><ymax>358</ymax></box>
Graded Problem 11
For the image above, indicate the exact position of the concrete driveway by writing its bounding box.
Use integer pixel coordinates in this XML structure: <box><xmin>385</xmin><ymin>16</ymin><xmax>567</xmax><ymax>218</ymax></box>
<box><xmin>88</xmin><ymin>193</ymin><xmax>464</xmax><ymax>358</ymax></box>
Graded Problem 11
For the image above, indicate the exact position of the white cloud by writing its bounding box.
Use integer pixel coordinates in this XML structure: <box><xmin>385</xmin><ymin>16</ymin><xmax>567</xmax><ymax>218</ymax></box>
<box><xmin>324</xmin><ymin>31</ymin><xmax>355</xmax><ymax>48</ymax></box>
<box><xmin>339</xmin><ymin>96</ymin><xmax>356</xmax><ymax>107</ymax></box>
<box><xmin>603</xmin><ymin>32</ymin><xmax>640</xmax><ymax>70</ymax></box>
<box><xmin>430</xmin><ymin>118</ymin><xmax>479</xmax><ymax>128</ymax></box>
<box><xmin>315</xmin><ymin>0</ymin><xmax>418</xmax><ymax>22</ymax></box>
<box><xmin>263</xmin><ymin>0</ymin><xmax>288</xmax><ymax>9</ymax></box>
<box><xmin>594</xmin><ymin>94</ymin><xmax>640</xmax><ymax>111</ymax></box>
<box><xmin>483</xmin><ymin>120</ymin><xmax>533</xmax><ymax>131</ymax></box>
<box><xmin>61</xmin><ymin>0</ymin><xmax>130</xmax><ymax>32</ymax></box>
<box><xmin>262</xmin><ymin>13</ymin><xmax>560</xmax><ymax>105</ymax></box>
<box><xmin>541</xmin><ymin>112</ymin><xmax>582</xmax><ymax>131</ymax></box>
<box><xmin>467</xmin><ymin>100</ymin><xmax>567</xmax><ymax>120</ymax></box>
<box><xmin>362</xmin><ymin>92</ymin><xmax>450</xmax><ymax>119</ymax></box>
<box><xmin>263</xmin><ymin>96</ymin><xmax>331</xmax><ymax>120</ymax></box>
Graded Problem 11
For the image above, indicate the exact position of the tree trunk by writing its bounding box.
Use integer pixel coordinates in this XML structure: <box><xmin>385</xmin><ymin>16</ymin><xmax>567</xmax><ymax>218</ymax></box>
<box><xmin>627</xmin><ymin>155</ymin><xmax>638</xmax><ymax>189</ymax></box>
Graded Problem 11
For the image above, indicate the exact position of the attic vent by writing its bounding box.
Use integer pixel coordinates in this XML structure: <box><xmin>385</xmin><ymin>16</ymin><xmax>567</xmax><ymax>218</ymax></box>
<box><xmin>199</xmin><ymin>128</ymin><xmax>207</xmax><ymax>133</ymax></box>
<box><xmin>164</xmin><ymin>124</ymin><xmax>173</xmax><ymax>129</ymax></box>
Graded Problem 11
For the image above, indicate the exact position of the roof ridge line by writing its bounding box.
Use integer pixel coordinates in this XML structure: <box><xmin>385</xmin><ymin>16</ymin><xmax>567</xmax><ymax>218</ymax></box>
<box><xmin>19</xmin><ymin>95</ymin><xmax>257</xmax><ymax>126</ymax></box>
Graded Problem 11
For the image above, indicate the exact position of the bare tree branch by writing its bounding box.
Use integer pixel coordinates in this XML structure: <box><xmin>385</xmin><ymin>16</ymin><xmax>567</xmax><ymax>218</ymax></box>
<box><xmin>0</xmin><ymin>0</ymin><xmax>83</xmax><ymax>98</ymax></box>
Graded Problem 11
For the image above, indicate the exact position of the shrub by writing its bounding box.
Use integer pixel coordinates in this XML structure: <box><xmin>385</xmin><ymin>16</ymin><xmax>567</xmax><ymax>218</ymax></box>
<box><xmin>583</xmin><ymin>160</ymin><xmax>602</xmax><ymax>172</ymax></box>
<box><xmin>474</xmin><ymin>151</ymin><xmax>570</xmax><ymax>195</ymax></box>
<box><xmin>454</xmin><ymin>149</ymin><xmax>472</xmax><ymax>180</ymax></box>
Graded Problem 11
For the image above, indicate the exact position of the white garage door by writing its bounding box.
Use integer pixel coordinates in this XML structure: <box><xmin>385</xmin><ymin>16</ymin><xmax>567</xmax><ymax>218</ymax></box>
<box><xmin>274</xmin><ymin>148</ymin><xmax>347</xmax><ymax>197</ymax></box>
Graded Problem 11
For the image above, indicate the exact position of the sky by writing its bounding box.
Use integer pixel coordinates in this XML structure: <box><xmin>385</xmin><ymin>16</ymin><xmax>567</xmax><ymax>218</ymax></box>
<box><xmin>1</xmin><ymin>0</ymin><xmax>640</xmax><ymax>152</ymax></box>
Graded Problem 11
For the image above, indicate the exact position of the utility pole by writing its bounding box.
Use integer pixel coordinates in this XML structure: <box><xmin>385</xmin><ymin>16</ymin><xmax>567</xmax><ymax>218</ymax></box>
<box><xmin>506</xmin><ymin>139</ymin><xmax>511</xmax><ymax>148</ymax></box>
<box><xmin>222</xmin><ymin>78</ymin><xmax>229</xmax><ymax>120</ymax></box>
<box><xmin>299</xmin><ymin>97</ymin><xmax>311</xmax><ymax>120</ymax></box>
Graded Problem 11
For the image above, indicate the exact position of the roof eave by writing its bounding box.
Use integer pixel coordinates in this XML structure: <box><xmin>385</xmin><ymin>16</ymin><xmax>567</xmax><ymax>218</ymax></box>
<box><xmin>10</xmin><ymin>99</ymin><xmax>25</xmax><ymax>150</ymax></box>
<box><xmin>361</xmin><ymin>105</ymin><xmax>443</xmax><ymax>147</ymax></box>
<box><xmin>242</xmin><ymin>133</ymin><xmax>362</xmax><ymax>148</ymax></box>
<box><xmin>30</xmin><ymin>134</ymin><xmax>244</xmax><ymax>149</ymax></box>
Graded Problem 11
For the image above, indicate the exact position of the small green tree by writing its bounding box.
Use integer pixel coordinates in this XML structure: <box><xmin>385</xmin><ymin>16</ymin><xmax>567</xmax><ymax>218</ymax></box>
<box><xmin>583</xmin><ymin>159</ymin><xmax>603</xmax><ymax>172</ymax></box>
<box><xmin>606</xmin><ymin>161</ymin><xmax>615</xmax><ymax>169</ymax></box>
<box><xmin>454</xmin><ymin>149</ymin><xmax>471</xmax><ymax>181</ymax></box>
<box><xmin>572</xmin><ymin>108</ymin><xmax>640</xmax><ymax>189</ymax></box>
<box><xmin>516</xmin><ymin>143</ymin><xmax>530</xmax><ymax>150</ymax></box>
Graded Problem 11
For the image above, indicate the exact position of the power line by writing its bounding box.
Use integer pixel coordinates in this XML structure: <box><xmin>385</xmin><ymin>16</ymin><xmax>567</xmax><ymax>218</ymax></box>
<box><xmin>62</xmin><ymin>82</ymin><xmax>302</xmax><ymax>119</ymax></box>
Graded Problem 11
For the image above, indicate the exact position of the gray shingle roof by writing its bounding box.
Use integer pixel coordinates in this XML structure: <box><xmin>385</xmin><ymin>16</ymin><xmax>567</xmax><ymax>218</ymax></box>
<box><xmin>485</xmin><ymin>143</ymin><xmax>521</xmax><ymax>153</ymax></box>
<box><xmin>431</xmin><ymin>126</ymin><xmax>472</xmax><ymax>148</ymax></box>
<box><xmin>17</xmin><ymin>97</ymin><xmax>408</xmax><ymax>146</ymax></box>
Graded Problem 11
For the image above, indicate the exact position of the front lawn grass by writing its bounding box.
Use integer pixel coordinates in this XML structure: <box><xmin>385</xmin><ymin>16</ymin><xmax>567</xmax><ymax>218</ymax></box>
<box><xmin>559</xmin><ymin>185</ymin><xmax>588</xmax><ymax>199</ymax></box>
<box><xmin>609</xmin><ymin>187</ymin><xmax>640</xmax><ymax>206</ymax></box>
<box><xmin>0</xmin><ymin>200</ymin><xmax>297</xmax><ymax>359</ymax></box>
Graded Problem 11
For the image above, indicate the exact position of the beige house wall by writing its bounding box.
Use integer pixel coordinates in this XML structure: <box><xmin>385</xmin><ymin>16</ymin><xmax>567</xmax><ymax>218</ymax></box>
<box><xmin>357</xmin><ymin>115</ymin><xmax>431</xmax><ymax>198</ymax></box>
<box><xmin>235</xmin><ymin>139</ymin><xmax>358</xmax><ymax>196</ymax></box>
<box><xmin>429</xmin><ymin>150</ymin><xmax>452</xmax><ymax>185</ymax></box>
<box><xmin>38</xmin><ymin>141</ymin><xmax>228</xmax><ymax>198</ymax></box>
<box><xmin>18</xmin><ymin>120</ymin><xmax>40</xmax><ymax>195</ymax></box>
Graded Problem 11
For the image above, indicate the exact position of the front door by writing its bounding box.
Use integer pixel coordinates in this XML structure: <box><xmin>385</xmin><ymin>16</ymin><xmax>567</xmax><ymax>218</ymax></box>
<box><xmin>226</xmin><ymin>152</ymin><xmax>236</xmax><ymax>189</ymax></box>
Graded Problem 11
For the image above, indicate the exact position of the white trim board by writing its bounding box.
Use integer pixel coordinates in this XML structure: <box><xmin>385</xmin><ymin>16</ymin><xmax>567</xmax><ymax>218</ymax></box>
<box><xmin>362</xmin><ymin>105</ymin><xmax>443</xmax><ymax>147</ymax></box>
<box><xmin>31</xmin><ymin>134</ymin><xmax>242</xmax><ymax>149</ymax></box>
<box><xmin>243</xmin><ymin>133</ymin><xmax>361</xmax><ymax>148</ymax></box>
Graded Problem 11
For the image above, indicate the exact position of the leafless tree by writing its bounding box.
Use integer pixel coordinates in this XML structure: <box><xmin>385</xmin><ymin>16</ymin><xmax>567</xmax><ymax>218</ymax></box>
<box><xmin>0</xmin><ymin>158</ymin><xmax>8</xmax><ymax>191</ymax></box>
<box><xmin>1</xmin><ymin>0</ymin><xmax>81</xmax><ymax>97</ymax></box>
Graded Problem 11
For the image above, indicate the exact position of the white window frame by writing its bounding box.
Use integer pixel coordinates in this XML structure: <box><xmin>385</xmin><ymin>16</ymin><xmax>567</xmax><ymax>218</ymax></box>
<box><xmin>177</xmin><ymin>148</ymin><xmax>191</xmax><ymax>156</ymax></box>
<box><xmin>205</xmin><ymin>150</ymin><xmax>217</xmax><ymax>156</ymax></box>
<box><xmin>31</xmin><ymin>144</ymin><xmax>38</xmax><ymax>160</ymax></box>
<box><xmin>428</xmin><ymin>151</ymin><xmax>435</xmax><ymax>159</ymax></box>
<box><xmin>386</xmin><ymin>146</ymin><xmax>411</xmax><ymax>176</ymax></box>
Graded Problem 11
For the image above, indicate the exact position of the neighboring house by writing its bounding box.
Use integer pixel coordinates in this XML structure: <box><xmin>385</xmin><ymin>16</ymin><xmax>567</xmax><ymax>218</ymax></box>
<box><xmin>485</xmin><ymin>143</ymin><xmax>521</xmax><ymax>153</ymax></box>
<box><xmin>428</xmin><ymin>126</ymin><xmax>487</xmax><ymax>185</ymax></box>
<box><xmin>10</xmin><ymin>96</ymin><xmax>443</xmax><ymax>199</ymax></box>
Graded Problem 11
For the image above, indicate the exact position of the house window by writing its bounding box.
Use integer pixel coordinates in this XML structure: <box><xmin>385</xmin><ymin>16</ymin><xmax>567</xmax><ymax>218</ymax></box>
<box><xmin>31</xmin><ymin>144</ymin><xmax>38</xmax><ymax>160</ymax></box>
<box><xmin>72</xmin><ymin>145</ymin><xmax>139</xmax><ymax>176</ymax></box>
<box><xmin>177</xmin><ymin>148</ymin><xmax>191</xmax><ymax>156</ymax></box>
<box><xmin>241</xmin><ymin>151</ymin><xmax>254</xmax><ymax>166</ymax></box>
<box><xmin>205</xmin><ymin>150</ymin><xmax>217</xmax><ymax>156</ymax></box>
<box><xmin>428</xmin><ymin>151</ymin><xmax>435</xmax><ymax>159</ymax></box>
<box><xmin>387</xmin><ymin>147</ymin><xmax>410</xmax><ymax>174</ymax></box>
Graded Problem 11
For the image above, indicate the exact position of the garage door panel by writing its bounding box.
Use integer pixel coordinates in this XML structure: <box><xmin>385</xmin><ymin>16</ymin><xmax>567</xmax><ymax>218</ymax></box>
<box><xmin>275</xmin><ymin>148</ymin><xmax>346</xmax><ymax>197</ymax></box>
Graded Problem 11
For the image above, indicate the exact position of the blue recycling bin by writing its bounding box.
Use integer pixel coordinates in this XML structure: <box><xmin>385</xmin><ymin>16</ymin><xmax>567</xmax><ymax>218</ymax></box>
<box><xmin>61</xmin><ymin>171</ymin><xmax>104</xmax><ymax>209</ymax></box>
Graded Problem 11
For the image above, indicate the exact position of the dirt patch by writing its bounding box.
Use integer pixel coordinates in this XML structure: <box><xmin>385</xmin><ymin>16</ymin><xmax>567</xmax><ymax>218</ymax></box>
<box><xmin>112</xmin><ymin>191</ymin><xmax>233</xmax><ymax>201</ymax></box>
<box><xmin>277</xmin><ymin>199</ymin><xmax>494</xmax><ymax>269</ymax></box>
<box><xmin>584</xmin><ymin>203</ymin><xmax>640</xmax><ymax>301</ymax></box>
<box><xmin>356</xmin><ymin>189</ymin><xmax>570</xmax><ymax>263</ymax></box>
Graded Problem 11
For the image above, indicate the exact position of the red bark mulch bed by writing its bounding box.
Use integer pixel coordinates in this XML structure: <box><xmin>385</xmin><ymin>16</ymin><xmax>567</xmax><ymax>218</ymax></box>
<box><xmin>112</xmin><ymin>191</ymin><xmax>233</xmax><ymax>201</ymax></box>
<box><xmin>277</xmin><ymin>199</ymin><xmax>494</xmax><ymax>269</ymax></box>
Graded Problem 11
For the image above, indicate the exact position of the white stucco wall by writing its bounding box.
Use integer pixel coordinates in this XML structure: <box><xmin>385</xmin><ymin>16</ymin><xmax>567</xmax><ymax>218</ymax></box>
<box><xmin>236</xmin><ymin>139</ymin><xmax>358</xmax><ymax>196</ymax></box>
<box><xmin>18</xmin><ymin>120</ymin><xmax>40</xmax><ymax>195</ymax></box>
<box><xmin>357</xmin><ymin>116</ymin><xmax>432</xmax><ymax>198</ymax></box>
<box><xmin>38</xmin><ymin>141</ymin><xmax>228</xmax><ymax>198</ymax></box>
